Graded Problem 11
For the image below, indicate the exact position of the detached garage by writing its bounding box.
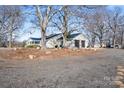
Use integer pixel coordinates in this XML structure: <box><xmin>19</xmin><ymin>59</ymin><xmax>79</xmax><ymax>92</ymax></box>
<box><xmin>63</xmin><ymin>33</ymin><xmax>89</xmax><ymax>48</ymax></box>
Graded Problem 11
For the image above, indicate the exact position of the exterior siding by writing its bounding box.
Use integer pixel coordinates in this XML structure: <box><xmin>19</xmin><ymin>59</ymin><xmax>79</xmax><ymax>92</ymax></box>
<box><xmin>67</xmin><ymin>34</ymin><xmax>89</xmax><ymax>48</ymax></box>
<box><xmin>26</xmin><ymin>39</ymin><xmax>41</xmax><ymax>47</ymax></box>
<box><xmin>46</xmin><ymin>34</ymin><xmax>62</xmax><ymax>48</ymax></box>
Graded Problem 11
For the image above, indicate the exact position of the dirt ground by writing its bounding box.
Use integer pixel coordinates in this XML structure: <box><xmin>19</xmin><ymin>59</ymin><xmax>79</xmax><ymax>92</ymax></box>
<box><xmin>0</xmin><ymin>48</ymin><xmax>99</xmax><ymax>60</ymax></box>
<box><xmin>0</xmin><ymin>48</ymin><xmax>124</xmax><ymax>88</ymax></box>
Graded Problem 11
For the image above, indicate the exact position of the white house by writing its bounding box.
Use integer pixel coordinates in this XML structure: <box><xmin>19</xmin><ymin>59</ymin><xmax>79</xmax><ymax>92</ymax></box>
<box><xmin>46</xmin><ymin>33</ymin><xmax>62</xmax><ymax>48</ymax></box>
<box><xmin>26</xmin><ymin>33</ymin><xmax>89</xmax><ymax>48</ymax></box>
<box><xmin>26</xmin><ymin>37</ymin><xmax>41</xmax><ymax>46</ymax></box>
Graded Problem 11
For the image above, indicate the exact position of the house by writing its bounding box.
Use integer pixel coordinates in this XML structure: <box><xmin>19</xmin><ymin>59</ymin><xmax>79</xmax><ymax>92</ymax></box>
<box><xmin>25</xmin><ymin>33</ymin><xmax>89</xmax><ymax>48</ymax></box>
<box><xmin>46</xmin><ymin>33</ymin><xmax>62</xmax><ymax>48</ymax></box>
<box><xmin>56</xmin><ymin>33</ymin><xmax>89</xmax><ymax>48</ymax></box>
<box><xmin>26</xmin><ymin>37</ymin><xmax>41</xmax><ymax>47</ymax></box>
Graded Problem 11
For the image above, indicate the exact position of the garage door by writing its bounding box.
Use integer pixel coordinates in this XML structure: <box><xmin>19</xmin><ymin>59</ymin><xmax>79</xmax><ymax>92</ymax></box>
<box><xmin>81</xmin><ymin>40</ymin><xmax>85</xmax><ymax>47</ymax></box>
<box><xmin>75</xmin><ymin>40</ymin><xmax>80</xmax><ymax>48</ymax></box>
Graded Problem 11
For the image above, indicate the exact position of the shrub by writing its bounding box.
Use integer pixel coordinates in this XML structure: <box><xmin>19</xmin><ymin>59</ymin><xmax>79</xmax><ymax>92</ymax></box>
<box><xmin>26</xmin><ymin>45</ymin><xmax>41</xmax><ymax>48</ymax></box>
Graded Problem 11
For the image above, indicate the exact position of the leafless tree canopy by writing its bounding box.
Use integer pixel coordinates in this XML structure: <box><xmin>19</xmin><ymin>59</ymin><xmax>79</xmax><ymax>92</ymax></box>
<box><xmin>0</xmin><ymin>6</ymin><xmax>24</xmax><ymax>47</ymax></box>
<box><xmin>0</xmin><ymin>5</ymin><xmax>124</xmax><ymax>48</ymax></box>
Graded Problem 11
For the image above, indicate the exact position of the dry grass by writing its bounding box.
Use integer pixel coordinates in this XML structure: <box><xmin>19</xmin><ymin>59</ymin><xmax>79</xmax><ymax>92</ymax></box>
<box><xmin>0</xmin><ymin>48</ymin><xmax>101</xmax><ymax>60</ymax></box>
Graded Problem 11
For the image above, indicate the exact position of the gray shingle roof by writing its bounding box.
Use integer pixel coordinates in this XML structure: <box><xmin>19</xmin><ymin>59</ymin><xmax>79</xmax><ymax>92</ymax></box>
<box><xmin>46</xmin><ymin>33</ymin><xmax>61</xmax><ymax>39</ymax></box>
<box><xmin>30</xmin><ymin>37</ymin><xmax>41</xmax><ymax>40</ymax></box>
<box><xmin>57</xmin><ymin>33</ymin><xmax>81</xmax><ymax>41</ymax></box>
<box><xmin>29</xmin><ymin>33</ymin><xmax>81</xmax><ymax>41</ymax></box>
<box><xmin>67</xmin><ymin>33</ymin><xmax>81</xmax><ymax>39</ymax></box>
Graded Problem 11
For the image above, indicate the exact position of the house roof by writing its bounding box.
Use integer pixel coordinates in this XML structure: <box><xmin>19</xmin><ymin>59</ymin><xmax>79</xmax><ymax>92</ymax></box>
<box><xmin>46</xmin><ymin>33</ymin><xmax>61</xmax><ymax>39</ymax></box>
<box><xmin>30</xmin><ymin>37</ymin><xmax>41</xmax><ymax>41</ymax></box>
<box><xmin>29</xmin><ymin>33</ymin><xmax>61</xmax><ymax>41</ymax></box>
<box><xmin>57</xmin><ymin>33</ymin><xmax>81</xmax><ymax>41</ymax></box>
<box><xmin>68</xmin><ymin>33</ymin><xmax>81</xmax><ymax>39</ymax></box>
<box><xmin>29</xmin><ymin>33</ymin><xmax>81</xmax><ymax>41</ymax></box>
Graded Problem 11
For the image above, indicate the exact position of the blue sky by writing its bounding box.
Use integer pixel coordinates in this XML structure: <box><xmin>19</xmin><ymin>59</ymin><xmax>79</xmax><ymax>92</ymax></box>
<box><xmin>17</xmin><ymin>5</ymin><xmax>124</xmax><ymax>42</ymax></box>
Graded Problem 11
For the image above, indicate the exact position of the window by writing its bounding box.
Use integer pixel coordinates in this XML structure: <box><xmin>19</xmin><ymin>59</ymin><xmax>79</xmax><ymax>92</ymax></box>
<box><xmin>34</xmin><ymin>41</ymin><xmax>40</xmax><ymax>44</ymax></box>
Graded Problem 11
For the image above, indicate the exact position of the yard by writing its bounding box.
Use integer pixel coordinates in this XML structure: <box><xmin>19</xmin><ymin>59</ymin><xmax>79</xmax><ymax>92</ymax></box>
<box><xmin>0</xmin><ymin>48</ymin><xmax>124</xmax><ymax>87</ymax></box>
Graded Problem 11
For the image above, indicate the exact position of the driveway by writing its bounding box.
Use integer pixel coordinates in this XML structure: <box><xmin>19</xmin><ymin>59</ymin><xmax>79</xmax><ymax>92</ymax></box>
<box><xmin>0</xmin><ymin>49</ymin><xmax>124</xmax><ymax>88</ymax></box>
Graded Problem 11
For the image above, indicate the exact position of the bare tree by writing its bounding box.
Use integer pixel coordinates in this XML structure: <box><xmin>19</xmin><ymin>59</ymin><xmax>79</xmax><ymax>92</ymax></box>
<box><xmin>34</xmin><ymin>5</ymin><xmax>59</xmax><ymax>49</ymax></box>
<box><xmin>116</xmin><ymin>14</ymin><xmax>124</xmax><ymax>48</ymax></box>
<box><xmin>52</xmin><ymin>6</ymin><xmax>80</xmax><ymax>47</ymax></box>
<box><xmin>106</xmin><ymin>7</ymin><xmax>122</xmax><ymax>48</ymax></box>
<box><xmin>83</xmin><ymin>7</ymin><xmax>108</xmax><ymax>47</ymax></box>
<box><xmin>0</xmin><ymin>6</ymin><xmax>24</xmax><ymax>48</ymax></box>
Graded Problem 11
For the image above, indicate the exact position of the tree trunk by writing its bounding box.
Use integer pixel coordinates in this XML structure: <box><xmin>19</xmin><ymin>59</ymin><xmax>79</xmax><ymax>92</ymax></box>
<box><xmin>41</xmin><ymin>29</ymin><xmax>46</xmax><ymax>49</ymax></box>
<box><xmin>9</xmin><ymin>30</ymin><xmax>12</xmax><ymax>48</ymax></box>
<box><xmin>62</xmin><ymin>35</ymin><xmax>66</xmax><ymax>48</ymax></box>
<box><xmin>99</xmin><ymin>36</ymin><xmax>103</xmax><ymax>48</ymax></box>
<box><xmin>35</xmin><ymin>6</ymin><xmax>46</xmax><ymax>49</ymax></box>
<box><xmin>99</xmin><ymin>40</ymin><xmax>103</xmax><ymax>48</ymax></box>
<box><xmin>62</xmin><ymin>6</ymin><xmax>68</xmax><ymax>48</ymax></box>
<box><xmin>121</xmin><ymin>31</ymin><xmax>124</xmax><ymax>49</ymax></box>
<box><xmin>91</xmin><ymin>36</ymin><xmax>96</xmax><ymax>48</ymax></box>
<box><xmin>112</xmin><ymin>33</ymin><xmax>116</xmax><ymax>48</ymax></box>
